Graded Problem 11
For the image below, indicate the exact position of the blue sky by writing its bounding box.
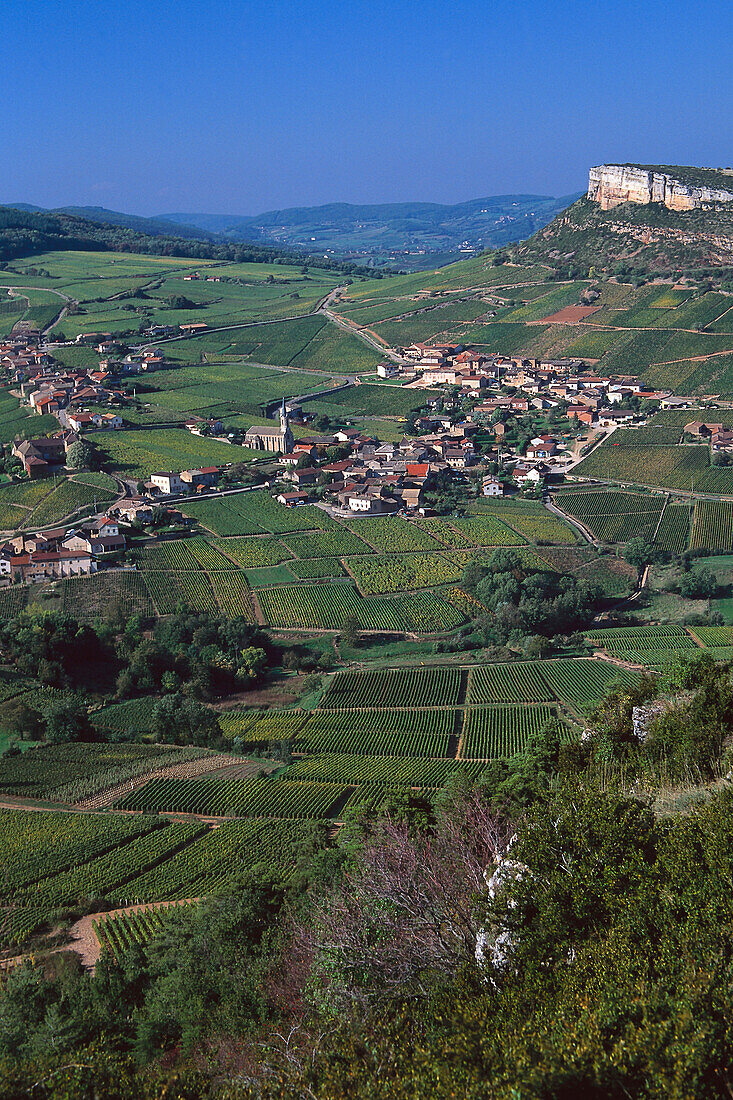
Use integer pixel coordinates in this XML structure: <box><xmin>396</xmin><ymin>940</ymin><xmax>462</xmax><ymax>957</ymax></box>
<box><xmin>3</xmin><ymin>0</ymin><xmax>732</xmax><ymax>215</ymax></box>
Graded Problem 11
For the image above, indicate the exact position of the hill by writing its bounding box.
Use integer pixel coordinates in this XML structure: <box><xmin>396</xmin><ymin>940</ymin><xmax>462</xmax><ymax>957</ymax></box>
<box><xmin>162</xmin><ymin>193</ymin><xmax>579</xmax><ymax>270</ymax></box>
<box><xmin>0</xmin><ymin>206</ymin><xmax>379</xmax><ymax>275</ymax></box>
<box><xmin>333</xmin><ymin>232</ymin><xmax>733</xmax><ymax>396</ymax></box>
<box><xmin>510</xmin><ymin>164</ymin><xmax>733</xmax><ymax>277</ymax></box>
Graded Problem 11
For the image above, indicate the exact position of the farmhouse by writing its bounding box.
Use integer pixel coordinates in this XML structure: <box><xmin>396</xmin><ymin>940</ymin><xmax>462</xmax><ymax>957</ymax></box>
<box><xmin>9</xmin><ymin>549</ymin><xmax>96</xmax><ymax>582</ymax></box>
<box><xmin>12</xmin><ymin>432</ymin><xmax>76</xmax><ymax>478</ymax></box>
<box><xmin>276</xmin><ymin>490</ymin><xmax>310</xmax><ymax>506</ymax></box>
<box><xmin>482</xmin><ymin>477</ymin><xmax>504</xmax><ymax>497</ymax></box>
<box><xmin>149</xmin><ymin>472</ymin><xmax>187</xmax><ymax>496</ymax></box>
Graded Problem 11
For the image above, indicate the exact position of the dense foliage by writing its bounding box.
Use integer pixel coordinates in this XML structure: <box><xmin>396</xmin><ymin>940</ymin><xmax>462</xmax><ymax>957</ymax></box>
<box><xmin>462</xmin><ymin>548</ymin><xmax>601</xmax><ymax>646</ymax></box>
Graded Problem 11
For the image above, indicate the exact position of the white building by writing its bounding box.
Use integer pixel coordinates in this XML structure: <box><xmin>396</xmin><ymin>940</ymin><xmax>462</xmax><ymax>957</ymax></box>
<box><xmin>150</xmin><ymin>472</ymin><xmax>187</xmax><ymax>495</ymax></box>
<box><xmin>482</xmin><ymin>478</ymin><xmax>504</xmax><ymax>497</ymax></box>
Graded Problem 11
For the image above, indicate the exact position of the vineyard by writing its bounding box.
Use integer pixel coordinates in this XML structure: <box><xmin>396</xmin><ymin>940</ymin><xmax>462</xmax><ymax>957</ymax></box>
<box><xmin>653</xmin><ymin>503</ymin><xmax>692</xmax><ymax>554</ymax></box>
<box><xmin>446</xmin><ymin>515</ymin><xmax>526</xmax><ymax>546</ymax></box>
<box><xmin>207</xmin><ymin>570</ymin><xmax>257</xmax><ymax>619</ymax></box>
<box><xmin>95</xmin><ymin>904</ymin><xmax>191</xmax><ymax>962</ymax></box>
<box><xmin>289</xmin><ymin>755</ymin><xmax>484</xmax><ymax>787</ymax></box>
<box><xmin>467</xmin><ymin>661</ymin><xmax>554</xmax><ymax>703</ymax></box>
<box><xmin>688</xmin><ymin>626</ymin><xmax>733</xmax><ymax>646</ymax></box>
<box><xmin>573</xmin><ymin>443</ymin><xmax>733</xmax><ymax>495</ymax></box>
<box><xmin>116</xmin><ymin>776</ymin><xmax>351</xmax><ymax>819</ymax></box>
<box><xmin>297</xmin><ymin>708</ymin><xmax>455</xmax><ymax>756</ymax></box>
<box><xmin>466</xmin><ymin>658</ymin><xmax>637</xmax><ymax>713</ymax></box>
<box><xmin>282</xmin><ymin>527</ymin><xmax>371</xmax><ymax>558</ymax></box>
<box><xmin>554</xmin><ymin>489</ymin><xmax>691</xmax><ymax>551</ymax></box>
<box><xmin>256</xmin><ymin>582</ymin><xmax>466</xmax><ymax>632</ymax></box>
<box><xmin>413</xmin><ymin>517</ymin><xmax>476</xmax><ymax>548</ymax></box>
<box><xmin>690</xmin><ymin>500</ymin><xmax>733</xmax><ymax>551</ymax></box>
<box><xmin>288</xmin><ymin>557</ymin><xmax>347</xmax><ymax>579</ymax></box>
<box><xmin>0</xmin><ymin>742</ymin><xmax>214</xmax><ymax>805</ymax></box>
<box><xmin>141</xmin><ymin>570</ymin><xmax>218</xmax><ymax>614</ymax></box>
<box><xmin>585</xmin><ymin>625</ymin><xmax>700</xmax><ymax>662</ymax></box>
<box><xmin>459</xmin><ymin>705</ymin><xmax>557</xmax><ymax>759</ymax></box>
<box><xmin>346</xmin><ymin>516</ymin><xmax>444</xmax><ymax>553</ymax></box>
<box><xmin>0</xmin><ymin>810</ymin><xmax>204</xmax><ymax>947</ymax></box>
<box><xmin>113</xmin><ymin>819</ymin><xmax>314</xmax><ymax>902</ymax></box>
<box><xmin>1</xmin><ymin>808</ymin><xmax>319</xmax><ymax>946</ymax></box>
<box><xmin>213</xmin><ymin>536</ymin><xmax>293</xmax><ymax>568</ymax></box>
<box><xmin>322</xmin><ymin>666</ymin><xmax>463</xmax><ymax>708</ymax></box>
<box><xmin>182</xmin><ymin>491</ymin><xmax>337</xmax><ymax>537</ymax></box>
<box><xmin>61</xmin><ymin>571</ymin><xmax>155</xmax><ymax>621</ymax></box>
<box><xmin>344</xmin><ymin>552</ymin><xmax>464</xmax><ymax>595</ymax></box>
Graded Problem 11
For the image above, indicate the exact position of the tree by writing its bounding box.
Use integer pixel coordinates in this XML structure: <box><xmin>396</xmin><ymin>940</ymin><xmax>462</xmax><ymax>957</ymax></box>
<box><xmin>679</xmin><ymin>567</ymin><xmax>717</xmax><ymax>599</ymax></box>
<box><xmin>150</xmin><ymin>693</ymin><xmax>221</xmax><ymax>746</ymax></box>
<box><xmin>65</xmin><ymin>440</ymin><xmax>96</xmax><ymax>469</ymax></box>
<box><xmin>45</xmin><ymin>697</ymin><xmax>94</xmax><ymax>743</ymax></box>
<box><xmin>166</xmin><ymin>294</ymin><xmax>195</xmax><ymax>310</ymax></box>
<box><xmin>623</xmin><ymin>536</ymin><xmax>657</xmax><ymax>573</ymax></box>
<box><xmin>0</xmin><ymin>698</ymin><xmax>44</xmax><ymax>741</ymax></box>
<box><xmin>341</xmin><ymin>616</ymin><xmax>362</xmax><ymax>649</ymax></box>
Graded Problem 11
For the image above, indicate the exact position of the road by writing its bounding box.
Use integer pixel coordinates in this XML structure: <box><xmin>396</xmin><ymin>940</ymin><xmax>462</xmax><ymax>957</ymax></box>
<box><xmin>0</xmin><ymin>284</ymin><xmax>74</xmax><ymax>337</ymax></box>
<box><xmin>319</xmin><ymin>289</ymin><xmax>409</xmax><ymax>365</ymax></box>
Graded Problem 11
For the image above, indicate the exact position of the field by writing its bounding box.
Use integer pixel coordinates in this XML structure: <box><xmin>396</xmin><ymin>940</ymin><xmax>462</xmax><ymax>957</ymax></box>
<box><xmin>584</xmin><ymin>625</ymin><xmax>701</xmax><ymax>667</ymax></box>
<box><xmin>60</xmin><ymin>571</ymin><xmax>155</xmax><ymax>621</ymax></box>
<box><xmin>0</xmin><ymin>742</ymin><xmax>213</xmax><ymax>804</ymax></box>
<box><xmin>213</xmin><ymin>535</ymin><xmax>293</xmax><ymax>568</ymax></box>
<box><xmin>294</xmin><ymin>709</ymin><xmax>455</xmax><ymax>756</ymax></box>
<box><xmin>141</xmin><ymin>570</ymin><xmax>218</xmax><ymax>614</ymax></box>
<box><xmin>256</xmin><ymin>583</ymin><xmax>466</xmax><ymax>632</ymax></box>
<box><xmin>465</xmin><ymin>658</ymin><xmax>638</xmax><ymax>713</ymax></box>
<box><xmin>0</xmin><ymin>251</ymin><xmax>344</xmax><ymax>345</ymax></box>
<box><xmin>460</xmin><ymin>705</ymin><xmax>557</xmax><ymax>759</ymax></box>
<box><xmin>0</xmin><ymin>643</ymin><xmax>664</xmax><ymax>952</ymax></box>
<box><xmin>336</xmin><ymin>271</ymin><xmax>733</xmax><ymax>395</ymax></box>
<box><xmin>347</xmin><ymin>516</ymin><xmax>443</xmax><ymax>552</ymax></box>
<box><xmin>288</xmin><ymin>756</ymin><xmax>484</xmax><ymax>787</ymax></box>
<box><xmin>116</xmin><ymin>776</ymin><xmax>350</xmax><ymax>819</ymax></box>
<box><xmin>469</xmin><ymin>500</ymin><xmax>578</xmax><ymax>544</ymax></box>
<box><xmin>95</xmin><ymin>904</ymin><xmax>192</xmax><ymax>963</ymax></box>
<box><xmin>98</xmin><ymin>429</ymin><xmax>259</xmax><ymax>478</ymax></box>
<box><xmin>690</xmin><ymin>500</ymin><xmax>733</xmax><ymax>551</ymax></box>
<box><xmin>182</xmin><ymin>491</ymin><xmax>335</xmax><ymax>536</ymax></box>
<box><xmin>573</xmin><ymin>442</ymin><xmax>733</xmax><ymax>495</ymax></box>
<box><xmin>0</xmin><ymin>806</ymin><xmax>314</xmax><ymax>946</ymax></box>
<box><xmin>322</xmin><ymin>666</ymin><xmax>463</xmax><ymax>708</ymax></box>
<box><xmin>344</xmin><ymin>552</ymin><xmax>463</xmax><ymax>594</ymax></box>
<box><xmin>553</xmin><ymin>488</ymin><xmax>691</xmax><ymax>550</ymax></box>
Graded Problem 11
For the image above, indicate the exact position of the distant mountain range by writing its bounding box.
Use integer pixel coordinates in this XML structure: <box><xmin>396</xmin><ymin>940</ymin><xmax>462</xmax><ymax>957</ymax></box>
<box><xmin>160</xmin><ymin>194</ymin><xmax>580</xmax><ymax>269</ymax></box>
<box><xmin>5</xmin><ymin>193</ymin><xmax>581</xmax><ymax>271</ymax></box>
<box><xmin>6</xmin><ymin>204</ymin><xmax>215</xmax><ymax>241</ymax></box>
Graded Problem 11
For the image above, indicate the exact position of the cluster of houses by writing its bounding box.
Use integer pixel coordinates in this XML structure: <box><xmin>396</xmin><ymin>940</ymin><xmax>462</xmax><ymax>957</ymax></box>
<box><xmin>0</xmin><ymin>516</ymin><xmax>125</xmax><ymax>582</ymax></box>
<box><xmin>273</xmin><ymin>419</ymin><xmax>505</xmax><ymax>513</ymax></box>
<box><xmin>145</xmin><ymin>468</ymin><xmax>221</xmax><ymax>497</ymax></box>
<box><xmin>382</xmin><ymin>342</ymin><xmax>695</xmax><ymax>429</ymax></box>
<box><xmin>13</xmin><ymin>431</ymin><xmax>80</xmax><ymax>478</ymax></box>
<box><xmin>684</xmin><ymin>421</ymin><xmax>733</xmax><ymax>453</ymax></box>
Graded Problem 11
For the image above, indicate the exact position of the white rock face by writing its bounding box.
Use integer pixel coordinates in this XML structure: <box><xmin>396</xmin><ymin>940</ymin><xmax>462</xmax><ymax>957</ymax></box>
<box><xmin>588</xmin><ymin>165</ymin><xmax>733</xmax><ymax>212</ymax></box>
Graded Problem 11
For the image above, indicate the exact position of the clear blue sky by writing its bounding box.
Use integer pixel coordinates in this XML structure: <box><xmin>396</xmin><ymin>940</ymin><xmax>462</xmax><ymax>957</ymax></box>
<box><xmin>4</xmin><ymin>0</ymin><xmax>732</xmax><ymax>215</ymax></box>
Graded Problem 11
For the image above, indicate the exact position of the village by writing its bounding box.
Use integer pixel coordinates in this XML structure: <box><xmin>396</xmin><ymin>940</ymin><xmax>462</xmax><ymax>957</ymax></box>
<box><xmin>0</xmin><ymin>325</ymin><xmax>723</xmax><ymax>585</ymax></box>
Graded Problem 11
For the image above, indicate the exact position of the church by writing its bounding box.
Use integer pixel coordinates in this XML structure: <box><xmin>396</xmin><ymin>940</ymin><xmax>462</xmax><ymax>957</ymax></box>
<box><xmin>244</xmin><ymin>401</ymin><xmax>294</xmax><ymax>453</ymax></box>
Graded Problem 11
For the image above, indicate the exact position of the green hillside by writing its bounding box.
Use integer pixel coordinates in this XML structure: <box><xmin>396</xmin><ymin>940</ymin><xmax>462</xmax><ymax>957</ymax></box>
<box><xmin>512</xmin><ymin>195</ymin><xmax>733</xmax><ymax>277</ymax></box>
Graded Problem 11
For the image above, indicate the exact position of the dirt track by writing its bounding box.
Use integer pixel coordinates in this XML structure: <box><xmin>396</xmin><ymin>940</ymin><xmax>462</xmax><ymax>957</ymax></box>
<box><xmin>68</xmin><ymin>898</ymin><xmax>200</xmax><ymax>970</ymax></box>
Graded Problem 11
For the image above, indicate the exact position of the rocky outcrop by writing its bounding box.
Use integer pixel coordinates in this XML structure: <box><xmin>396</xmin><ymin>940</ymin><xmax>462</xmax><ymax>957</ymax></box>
<box><xmin>588</xmin><ymin>165</ymin><xmax>733</xmax><ymax>212</ymax></box>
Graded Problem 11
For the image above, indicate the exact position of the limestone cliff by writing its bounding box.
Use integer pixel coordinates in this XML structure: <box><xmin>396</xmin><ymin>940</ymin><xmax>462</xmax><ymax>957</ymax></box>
<box><xmin>588</xmin><ymin>164</ymin><xmax>733</xmax><ymax>212</ymax></box>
